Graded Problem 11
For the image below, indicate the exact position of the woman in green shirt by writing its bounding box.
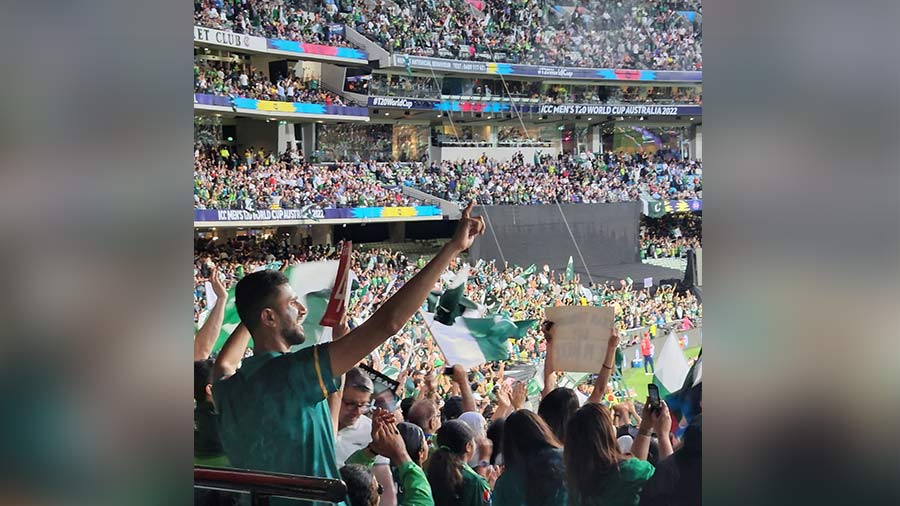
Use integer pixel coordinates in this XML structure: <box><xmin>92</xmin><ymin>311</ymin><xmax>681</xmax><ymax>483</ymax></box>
<box><xmin>492</xmin><ymin>410</ymin><xmax>567</xmax><ymax>506</ymax></box>
<box><xmin>426</xmin><ymin>420</ymin><xmax>493</xmax><ymax>506</ymax></box>
<box><xmin>565</xmin><ymin>404</ymin><xmax>657</xmax><ymax>506</ymax></box>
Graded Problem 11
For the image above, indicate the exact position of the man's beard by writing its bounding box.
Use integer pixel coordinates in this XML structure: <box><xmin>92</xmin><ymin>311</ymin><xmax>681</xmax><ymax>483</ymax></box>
<box><xmin>282</xmin><ymin>325</ymin><xmax>306</xmax><ymax>346</ymax></box>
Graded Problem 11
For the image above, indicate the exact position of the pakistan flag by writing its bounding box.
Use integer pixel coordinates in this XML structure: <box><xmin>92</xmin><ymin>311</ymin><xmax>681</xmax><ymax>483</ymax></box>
<box><xmin>208</xmin><ymin>261</ymin><xmax>352</xmax><ymax>354</ymax></box>
<box><xmin>422</xmin><ymin>267</ymin><xmax>538</xmax><ymax>368</ymax></box>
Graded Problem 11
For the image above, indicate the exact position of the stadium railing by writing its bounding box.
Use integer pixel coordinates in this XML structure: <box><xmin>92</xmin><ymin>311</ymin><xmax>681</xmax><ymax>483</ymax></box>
<box><xmin>194</xmin><ymin>466</ymin><xmax>347</xmax><ymax>506</ymax></box>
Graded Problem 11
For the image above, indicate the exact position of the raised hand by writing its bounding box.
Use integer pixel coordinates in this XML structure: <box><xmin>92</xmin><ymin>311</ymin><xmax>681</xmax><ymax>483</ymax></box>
<box><xmin>332</xmin><ymin>310</ymin><xmax>350</xmax><ymax>340</ymax></box>
<box><xmin>652</xmin><ymin>400</ymin><xmax>672</xmax><ymax>436</ymax></box>
<box><xmin>541</xmin><ymin>320</ymin><xmax>556</xmax><ymax>343</ymax></box>
<box><xmin>607</xmin><ymin>326</ymin><xmax>620</xmax><ymax>350</ymax></box>
<box><xmin>448</xmin><ymin>201</ymin><xmax>485</xmax><ymax>253</ymax></box>
<box><xmin>496</xmin><ymin>382</ymin><xmax>512</xmax><ymax>409</ymax></box>
<box><xmin>209</xmin><ymin>265</ymin><xmax>227</xmax><ymax>300</ymax></box>
<box><xmin>449</xmin><ymin>364</ymin><xmax>468</xmax><ymax>386</ymax></box>
<box><xmin>511</xmin><ymin>381</ymin><xmax>527</xmax><ymax>410</ymax></box>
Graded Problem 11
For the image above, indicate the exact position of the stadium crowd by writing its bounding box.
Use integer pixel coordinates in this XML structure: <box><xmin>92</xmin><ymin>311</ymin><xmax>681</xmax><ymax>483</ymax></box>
<box><xmin>194</xmin><ymin>0</ymin><xmax>351</xmax><ymax>46</ymax></box>
<box><xmin>347</xmin><ymin>0</ymin><xmax>701</xmax><ymax>70</ymax></box>
<box><xmin>641</xmin><ymin>213</ymin><xmax>702</xmax><ymax>259</ymax></box>
<box><xmin>369</xmin><ymin>75</ymin><xmax>702</xmax><ymax>105</ymax></box>
<box><xmin>194</xmin><ymin>0</ymin><xmax>701</xmax><ymax>71</ymax></box>
<box><xmin>194</xmin><ymin>211</ymin><xmax>701</xmax><ymax>505</ymax></box>
<box><xmin>193</xmin><ymin>238</ymin><xmax>702</xmax><ymax>338</ymax></box>
<box><xmin>193</xmin><ymin>145</ymin><xmax>701</xmax><ymax>210</ymax></box>
<box><xmin>193</xmin><ymin>146</ymin><xmax>420</xmax><ymax>210</ymax></box>
<box><xmin>194</xmin><ymin>58</ymin><xmax>352</xmax><ymax>106</ymax></box>
<box><xmin>378</xmin><ymin>151</ymin><xmax>702</xmax><ymax>205</ymax></box>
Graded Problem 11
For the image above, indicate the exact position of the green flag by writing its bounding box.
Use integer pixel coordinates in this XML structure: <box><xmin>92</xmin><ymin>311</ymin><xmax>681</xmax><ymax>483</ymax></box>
<box><xmin>651</xmin><ymin>332</ymin><xmax>691</xmax><ymax>397</ymax></box>
<box><xmin>565</xmin><ymin>256</ymin><xmax>574</xmax><ymax>282</ymax></box>
<box><xmin>424</xmin><ymin>268</ymin><xmax>537</xmax><ymax>368</ymax></box>
<box><xmin>208</xmin><ymin>261</ymin><xmax>346</xmax><ymax>355</ymax></box>
<box><xmin>642</xmin><ymin>198</ymin><xmax>666</xmax><ymax>218</ymax></box>
<box><xmin>429</xmin><ymin>267</ymin><xmax>478</xmax><ymax>319</ymax></box>
<box><xmin>513</xmin><ymin>264</ymin><xmax>537</xmax><ymax>285</ymax></box>
<box><xmin>434</xmin><ymin>268</ymin><xmax>468</xmax><ymax>326</ymax></box>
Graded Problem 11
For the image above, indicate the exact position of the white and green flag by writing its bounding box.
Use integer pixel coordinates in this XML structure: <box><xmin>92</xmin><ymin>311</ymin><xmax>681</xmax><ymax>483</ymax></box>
<box><xmin>565</xmin><ymin>256</ymin><xmax>574</xmax><ymax>282</ymax></box>
<box><xmin>651</xmin><ymin>331</ymin><xmax>690</xmax><ymax>397</ymax></box>
<box><xmin>212</xmin><ymin>261</ymin><xmax>353</xmax><ymax>354</ymax></box>
<box><xmin>424</xmin><ymin>267</ymin><xmax>538</xmax><ymax>369</ymax></box>
<box><xmin>513</xmin><ymin>264</ymin><xmax>537</xmax><ymax>285</ymax></box>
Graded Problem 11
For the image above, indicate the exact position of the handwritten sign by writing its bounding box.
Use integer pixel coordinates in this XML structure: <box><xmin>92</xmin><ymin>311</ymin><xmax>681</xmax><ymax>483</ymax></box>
<box><xmin>545</xmin><ymin>306</ymin><xmax>615</xmax><ymax>373</ymax></box>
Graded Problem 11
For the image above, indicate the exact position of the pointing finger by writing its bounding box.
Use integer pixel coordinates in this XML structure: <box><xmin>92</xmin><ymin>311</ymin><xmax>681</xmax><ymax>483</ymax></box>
<box><xmin>462</xmin><ymin>200</ymin><xmax>475</xmax><ymax>219</ymax></box>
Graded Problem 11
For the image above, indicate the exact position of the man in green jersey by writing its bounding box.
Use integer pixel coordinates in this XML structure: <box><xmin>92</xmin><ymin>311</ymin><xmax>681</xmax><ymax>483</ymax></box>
<box><xmin>212</xmin><ymin>203</ymin><xmax>485</xmax><ymax>499</ymax></box>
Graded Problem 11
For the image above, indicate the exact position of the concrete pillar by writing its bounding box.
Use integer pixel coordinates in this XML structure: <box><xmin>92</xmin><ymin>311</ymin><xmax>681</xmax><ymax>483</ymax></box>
<box><xmin>488</xmin><ymin>125</ymin><xmax>498</xmax><ymax>148</ymax></box>
<box><xmin>277</xmin><ymin>122</ymin><xmax>296</xmax><ymax>153</ymax></box>
<box><xmin>591</xmin><ymin>124</ymin><xmax>602</xmax><ymax>153</ymax></box>
<box><xmin>302</xmin><ymin>124</ymin><xmax>316</xmax><ymax>160</ymax></box>
<box><xmin>694</xmin><ymin>124</ymin><xmax>702</xmax><ymax>160</ymax></box>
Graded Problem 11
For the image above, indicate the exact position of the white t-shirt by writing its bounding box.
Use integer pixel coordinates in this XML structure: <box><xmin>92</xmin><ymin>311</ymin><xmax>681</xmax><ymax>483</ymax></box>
<box><xmin>334</xmin><ymin>415</ymin><xmax>390</xmax><ymax>466</ymax></box>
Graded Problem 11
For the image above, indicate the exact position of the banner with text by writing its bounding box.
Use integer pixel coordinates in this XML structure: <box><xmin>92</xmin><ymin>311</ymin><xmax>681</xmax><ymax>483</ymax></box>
<box><xmin>642</xmin><ymin>199</ymin><xmax>702</xmax><ymax>217</ymax></box>
<box><xmin>194</xmin><ymin>94</ymin><xmax>369</xmax><ymax>117</ymax></box>
<box><xmin>194</xmin><ymin>206</ymin><xmax>443</xmax><ymax>223</ymax></box>
<box><xmin>368</xmin><ymin>96</ymin><xmax>701</xmax><ymax>117</ymax></box>
<box><xmin>194</xmin><ymin>25</ymin><xmax>367</xmax><ymax>61</ymax></box>
<box><xmin>194</xmin><ymin>26</ymin><xmax>267</xmax><ymax>52</ymax></box>
<box><xmin>392</xmin><ymin>54</ymin><xmax>701</xmax><ymax>83</ymax></box>
<box><xmin>536</xmin><ymin>103</ymin><xmax>701</xmax><ymax>117</ymax></box>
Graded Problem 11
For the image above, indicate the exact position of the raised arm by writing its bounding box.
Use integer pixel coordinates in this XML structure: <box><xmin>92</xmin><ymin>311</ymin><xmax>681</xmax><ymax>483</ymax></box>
<box><xmin>194</xmin><ymin>269</ymin><xmax>228</xmax><ymax>361</ymax></box>
<box><xmin>328</xmin><ymin>313</ymin><xmax>351</xmax><ymax>436</ymax></box>
<box><xmin>491</xmin><ymin>382</ymin><xmax>514</xmax><ymax>421</ymax></box>
<box><xmin>450</xmin><ymin>364</ymin><xmax>477</xmax><ymax>414</ymax></box>
<box><xmin>632</xmin><ymin>400</ymin><xmax>673</xmax><ymax>461</ymax></box>
<box><xmin>588</xmin><ymin>327</ymin><xmax>620</xmax><ymax>405</ymax></box>
<box><xmin>212</xmin><ymin>323</ymin><xmax>252</xmax><ymax>380</ymax></box>
<box><xmin>328</xmin><ymin>202</ymin><xmax>484</xmax><ymax>376</ymax></box>
<box><xmin>540</xmin><ymin>321</ymin><xmax>558</xmax><ymax>398</ymax></box>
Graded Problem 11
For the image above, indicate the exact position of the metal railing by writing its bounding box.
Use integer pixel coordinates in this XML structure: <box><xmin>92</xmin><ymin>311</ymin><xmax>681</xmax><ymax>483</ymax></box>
<box><xmin>194</xmin><ymin>466</ymin><xmax>347</xmax><ymax>506</ymax></box>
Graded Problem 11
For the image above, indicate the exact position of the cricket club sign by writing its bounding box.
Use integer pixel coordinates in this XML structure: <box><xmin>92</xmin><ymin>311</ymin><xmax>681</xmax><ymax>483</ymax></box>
<box><xmin>194</xmin><ymin>26</ymin><xmax>267</xmax><ymax>52</ymax></box>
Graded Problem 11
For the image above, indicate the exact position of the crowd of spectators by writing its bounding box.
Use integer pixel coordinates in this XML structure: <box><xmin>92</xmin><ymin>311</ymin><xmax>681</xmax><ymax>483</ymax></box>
<box><xmin>531</xmin><ymin>0</ymin><xmax>702</xmax><ymax>70</ymax></box>
<box><xmin>378</xmin><ymin>150</ymin><xmax>702</xmax><ymax>205</ymax></box>
<box><xmin>194</xmin><ymin>216</ymin><xmax>702</xmax><ymax>505</ymax></box>
<box><xmin>194</xmin><ymin>0</ymin><xmax>701</xmax><ymax>71</ymax></box>
<box><xmin>193</xmin><ymin>146</ymin><xmax>420</xmax><ymax>211</ymax></box>
<box><xmin>194</xmin><ymin>0</ymin><xmax>351</xmax><ymax>46</ymax></box>
<box><xmin>641</xmin><ymin>213</ymin><xmax>702</xmax><ymax>259</ymax></box>
<box><xmin>367</xmin><ymin>74</ymin><xmax>702</xmax><ymax>106</ymax></box>
<box><xmin>194</xmin><ymin>238</ymin><xmax>701</xmax><ymax>346</ymax></box>
<box><xmin>346</xmin><ymin>0</ymin><xmax>701</xmax><ymax>70</ymax></box>
<box><xmin>194</xmin><ymin>58</ymin><xmax>352</xmax><ymax>106</ymax></box>
<box><xmin>542</xmin><ymin>84</ymin><xmax>702</xmax><ymax>105</ymax></box>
